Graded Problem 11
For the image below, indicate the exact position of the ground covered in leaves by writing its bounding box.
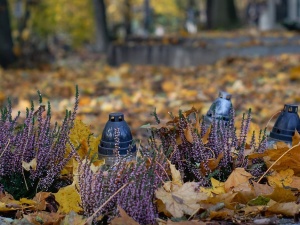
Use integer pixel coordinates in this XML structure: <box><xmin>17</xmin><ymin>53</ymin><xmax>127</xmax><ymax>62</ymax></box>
<box><xmin>1</xmin><ymin>52</ymin><xmax>300</xmax><ymax>224</ymax></box>
<box><xmin>1</xmin><ymin>53</ymin><xmax>300</xmax><ymax>138</ymax></box>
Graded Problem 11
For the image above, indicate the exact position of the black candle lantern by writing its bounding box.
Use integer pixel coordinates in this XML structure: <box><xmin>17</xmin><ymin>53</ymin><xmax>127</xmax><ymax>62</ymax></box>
<box><xmin>204</xmin><ymin>91</ymin><xmax>233</xmax><ymax>124</ymax></box>
<box><xmin>267</xmin><ymin>104</ymin><xmax>300</xmax><ymax>147</ymax></box>
<box><xmin>98</xmin><ymin>112</ymin><xmax>136</xmax><ymax>166</ymax></box>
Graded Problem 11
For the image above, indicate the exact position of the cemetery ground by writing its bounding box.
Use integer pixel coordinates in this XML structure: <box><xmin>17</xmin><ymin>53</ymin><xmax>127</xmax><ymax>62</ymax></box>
<box><xmin>1</xmin><ymin>50</ymin><xmax>300</xmax><ymax>224</ymax></box>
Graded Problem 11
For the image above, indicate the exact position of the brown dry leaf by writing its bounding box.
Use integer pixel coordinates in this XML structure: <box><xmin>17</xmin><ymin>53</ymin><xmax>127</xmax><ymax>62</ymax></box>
<box><xmin>264</xmin><ymin>186</ymin><xmax>296</xmax><ymax>203</ymax></box>
<box><xmin>201</xmin><ymin>127</ymin><xmax>211</xmax><ymax>144</ymax></box>
<box><xmin>202</xmin><ymin>192</ymin><xmax>238</xmax><ymax>210</ymax></box>
<box><xmin>168</xmin><ymin>160</ymin><xmax>183</xmax><ymax>186</ymax></box>
<box><xmin>110</xmin><ymin>206</ymin><xmax>140</xmax><ymax>225</ymax></box>
<box><xmin>289</xmin><ymin>175</ymin><xmax>300</xmax><ymax>189</ymax></box>
<box><xmin>22</xmin><ymin>158</ymin><xmax>37</xmax><ymax>171</ymax></box>
<box><xmin>184</xmin><ymin>126</ymin><xmax>193</xmax><ymax>143</ymax></box>
<box><xmin>61</xmin><ymin>211</ymin><xmax>87</xmax><ymax>225</ymax></box>
<box><xmin>166</xmin><ymin>219</ymin><xmax>206</xmax><ymax>225</ymax></box>
<box><xmin>243</xmin><ymin>205</ymin><xmax>266</xmax><ymax>216</ymax></box>
<box><xmin>292</xmin><ymin>130</ymin><xmax>300</xmax><ymax>146</ymax></box>
<box><xmin>157</xmin><ymin>199</ymin><xmax>172</xmax><ymax>217</ymax></box>
<box><xmin>155</xmin><ymin>182</ymin><xmax>208</xmax><ymax>218</ymax></box>
<box><xmin>252</xmin><ymin>182</ymin><xmax>274</xmax><ymax>196</ymax></box>
<box><xmin>209</xmin><ymin>210</ymin><xmax>231</xmax><ymax>220</ymax></box>
<box><xmin>205</xmin><ymin>152</ymin><xmax>224</xmax><ymax>174</ymax></box>
<box><xmin>33</xmin><ymin>192</ymin><xmax>51</xmax><ymax>211</ymax></box>
<box><xmin>224</xmin><ymin>168</ymin><xmax>252</xmax><ymax>192</ymax></box>
<box><xmin>267</xmin><ymin>202</ymin><xmax>300</xmax><ymax>217</ymax></box>
<box><xmin>249</xmin><ymin>145</ymin><xmax>300</xmax><ymax>175</ymax></box>
<box><xmin>23</xmin><ymin>212</ymin><xmax>64</xmax><ymax>225</ymax></box>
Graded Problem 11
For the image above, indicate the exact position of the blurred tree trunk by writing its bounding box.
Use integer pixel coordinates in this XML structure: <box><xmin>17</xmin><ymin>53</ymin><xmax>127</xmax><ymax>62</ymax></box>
<box><xmin>92</xmin><ymin>0</ymin><xmax>109</xmax><ymax>53</ymax></box>
<box><xmin>0</xmin><ymin>0</ymin><xmax>15</xmax><ymax>68</ymax></box>
<box><xmin>206</xmin><ymin>0</ymin><xmax>239</xmax><ymax>29</ymax></box>
<box><xmin>124</xmin><ymin>0</ymin><xmax>131</xmax><ymax>37</ymax></box>
<box><xmin>144</xmin><ymin>0</ymin><xmax>151</xmax><ymax>34</ymax></box>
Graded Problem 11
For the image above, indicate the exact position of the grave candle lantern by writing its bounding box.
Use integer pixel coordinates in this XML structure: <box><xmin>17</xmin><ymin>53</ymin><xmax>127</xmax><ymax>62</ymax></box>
<box><xmin>98</xmin><ymin>112</ymin><xmax>136</xmax><ymax>166</ymax></box>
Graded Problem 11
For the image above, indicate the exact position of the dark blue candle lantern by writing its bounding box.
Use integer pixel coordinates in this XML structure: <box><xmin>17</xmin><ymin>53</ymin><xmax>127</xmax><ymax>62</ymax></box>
<box><xmin>267</xmin><ymin>104</ymin><xmax>300</xmax><ymax>148</ymax></box>
<box><xmin>204</xmin><ymin>91</ymin><xmax>233</xmax><ymax>124</ymax></box>
<box><xmin>98</xmin><ymin>112</ymin><xmax>136</xmax><ymax>166</ymax></box>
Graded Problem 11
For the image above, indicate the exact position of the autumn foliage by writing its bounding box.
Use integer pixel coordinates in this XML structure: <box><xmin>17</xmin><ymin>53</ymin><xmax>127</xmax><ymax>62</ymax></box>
<box><xmin>2</xmin><ymin>55</ymin><xmax>300</xmax><ymax>224</ymax></box>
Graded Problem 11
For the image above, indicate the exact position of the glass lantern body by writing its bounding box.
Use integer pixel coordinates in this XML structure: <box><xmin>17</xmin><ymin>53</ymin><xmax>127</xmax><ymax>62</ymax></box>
<box><xmin>266</xmin><ymin>104</ymin><xmax>300</xmax><ymax>149</ymax></box>
<box><xmin>98</xmin><ymin>112</ymin><xmax>136</xmax><ymax>166</ymax></box>
<box><xmin>204</xmin><ymin>91</ymin><xmax>233</xmax><ymax>125</ymax></box>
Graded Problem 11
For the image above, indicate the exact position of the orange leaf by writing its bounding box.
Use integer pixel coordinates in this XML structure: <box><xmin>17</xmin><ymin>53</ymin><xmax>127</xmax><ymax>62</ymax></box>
<box><xmin>110</xmin><ymin>206</ymin><xmax>140</xmax><ymax>225</ymax></box>
<box><xmin>224</xmin><ymin>168</ymin><xmax>252</xmax><ymax>192</ymax></box>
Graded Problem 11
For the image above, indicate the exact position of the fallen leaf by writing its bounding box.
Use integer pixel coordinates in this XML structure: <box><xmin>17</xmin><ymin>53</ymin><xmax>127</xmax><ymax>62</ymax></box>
<box><xmin>264</xmin><ymin>186</ymin><xmax>296</xmax><ymax>203</ymax></box>
<box><xmin>168</xmin><ymin>160</ymin><xmax>182</xmax><ymax>186</ymax></box>
<box><xmin>267</xmin><ymin>169</ymin><xmax>294</xmax><ymax>188</ymax></box>
<box><xmin>61</xmin><ymin>211</ymin><xmax>87</xmax><ymax>225</ymax></box>
<box><xmin>252</xmin><ymin>182</ymin><xmax>274</xmax><ymax>196</ymax></box>
<box><xmin>156</xmin><ymin>182</ymin><xmax>207</xmax><ymax>218</ymax></box>
<box><xmin>54</xmin><ymin>183</ymin><xmax>82</xmax><ymax>213</ymax></box>
<box><xmin>22</xmin><ymin>158</ymin><xmax>37</xmax><ymax>171</ymax></box>
<box><xmin>200</xmin><ymin>152</ymin><xmax>224</xmax><ymax>174</ymax></box>
<box><xmin>224</xmin><ymin>168</ymin><xmax>252</xmax><ymax>192</ymax></box>
<box><xmin>166</xmin><ymin>219</ymin><xmax>206</xmax><ymax>225</ymax></box>
<box><xmin>23</xmin><ymin>212</ymin><xmax>64</xmax><ymax>225</ymax></box>
<box><xmin>293</xmin><ymin>130</ymin><xmax>300</xmax><ymax>146</ymax></box>
<box><xmin>267</xmin><ymin>202</ymin><xmax>300</xmax><ymax>217</ymax></box>
<box><xmin>200</xmin><ymin>177</ymin><xmax>225</xmax><ymax>196</ymax></box>
<box><xmin>110</xmin><ymin>206</ymin><xmax>140</xmax><ymax>225</ymax></box>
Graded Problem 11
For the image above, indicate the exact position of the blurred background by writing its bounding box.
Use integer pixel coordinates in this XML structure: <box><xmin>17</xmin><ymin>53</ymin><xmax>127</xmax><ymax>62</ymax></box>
<box><xmin>1</xmin><ymin>0</ymin><xmax>300</xmax><ymax>138</ymax></box>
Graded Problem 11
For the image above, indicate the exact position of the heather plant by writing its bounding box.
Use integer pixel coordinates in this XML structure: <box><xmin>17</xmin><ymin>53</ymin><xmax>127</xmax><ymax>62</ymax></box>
<box><xmin>0</xmin><ymin>87</ymin><xmax>79</xmax><ymax>199</ymax></box>
<box><xmin>150</xmin><ymin>107</ymin><xmax>267</xmax><ymax>185</ymax></box>
<box><xmin>78</xmin><ymin>137</ymin><xmax>169</xmax><ymax>225</ymax></box>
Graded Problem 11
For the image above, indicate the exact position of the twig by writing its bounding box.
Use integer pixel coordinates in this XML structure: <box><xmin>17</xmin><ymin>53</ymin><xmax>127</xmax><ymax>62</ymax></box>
<box><xmin>258</xmin><ymin>142</ymin><xmax>300</xmax><ymax>183</ymax></box>
<box><xmin>265</xmin><ymin>111</ymin><xmax>281</xmax><ymax>129</ymax></box>
<box><xmin>85</xmin><ymin>182</ymin><xmax>130</xmax><ymax>224</ymax></box>
<box><xmin>0</xmin><ymin>139</ymin><xmax>10</xmax><ymax>159</ymax></box>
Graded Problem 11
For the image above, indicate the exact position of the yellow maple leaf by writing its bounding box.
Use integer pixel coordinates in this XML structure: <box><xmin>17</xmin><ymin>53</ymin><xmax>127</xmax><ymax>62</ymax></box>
<box><xmin>200</xmin><ymin>178</ymin><xmax>225</xmax><ymax>197</ymax></box>
<box><xmin>267</xmin><ymin>169</ymin><xmax>294</xmax><ymax>188</ymax></box>
<box><xmin>155</xmin><ymin>182</ymin><xmax>208</xmax><ymax>218</ymax></box>
<box><xmin>54</xmin><ymin>183</ymin><xmax>82</xmax><ymax>214</ymax></box>
<box><xmin>224</xmin><ymin>168</ymin><xmax>252</xmax><ymax>192</ymax></box>
<box><xmin>68</xmin><ymin>119</ymin><xmax>101</xmax><ymax>160</ymax></box>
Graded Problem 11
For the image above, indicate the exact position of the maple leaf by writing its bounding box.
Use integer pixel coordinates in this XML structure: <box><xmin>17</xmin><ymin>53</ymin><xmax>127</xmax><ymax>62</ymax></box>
<box><xmin>267</xmin><ymin>169</ymin><xmax>294</xmax><ymax>188</ymax></box>
<box><xmin>264</xmin><ymin>186</ymin><xmax>296</xmax><ymax>203</ymax></box>
<box><xmin>33</xmin><ymin>192</ymin><xmax>52</xmax><ymax>211</ymax></box>
<box><xmin>54</xmin><ymin>183</ymin><xmax>82</xmax><ymax>214</ymax></box>
<box><xmin>200</xmin><ymin>177</ymin><xmax>225</xmax><ymax>197</ymax></box>
<box><xmin>110</xmin><ymin>206</ymin><xmax>140</xmax><ymax>225</ymax></box>
<box><xmin>155</xmin><ymin>182</ymin><xmax>208</xmax><ymax>218</ymax></box>
<box><xmin>267</xmin><ymin>201</ymin><xmax>300</xmax><ymax>217</ymax></box>
<box><xmin>252</xmin><ymin>182</ymin><xmax>274</xmax><ymax>196</ymax></box>
<box><xmin>224</xmin><ymin>168</ymin><xmax>252</xmax><ymax>192</ymax></box>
